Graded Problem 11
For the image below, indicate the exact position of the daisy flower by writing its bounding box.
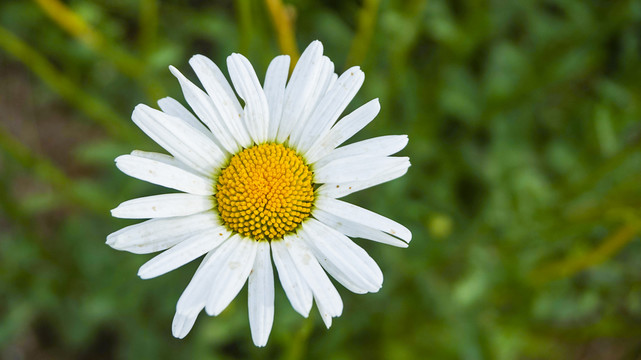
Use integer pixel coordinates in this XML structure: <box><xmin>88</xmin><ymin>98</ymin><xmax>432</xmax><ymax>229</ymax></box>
<box><xmin>107</xmin><ymin>40</ymin><xmax>411</xmax><ymax>347</ymax></box>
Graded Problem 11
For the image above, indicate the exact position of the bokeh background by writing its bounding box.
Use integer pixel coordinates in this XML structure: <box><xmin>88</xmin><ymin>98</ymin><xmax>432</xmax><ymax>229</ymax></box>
<box><xmin>2</xmin><ymin>0</ymin><xmax>641</xmax><ymax>359</ymax></box>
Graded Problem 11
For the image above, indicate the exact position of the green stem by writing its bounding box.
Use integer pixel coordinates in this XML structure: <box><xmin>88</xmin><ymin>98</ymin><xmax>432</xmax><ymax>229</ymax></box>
<box><xmin>236</xmin><ymin>0</ymin><xmax>253</xmax><ymax>54</ymax></box>
<box><xmin>33</xmin><ymin>0</ymin><xmax>165</xmax><ymax>100</ymax></box>
<box><xmin>139</xmin><ymin>0</ymin><xmax>159</xmax><ymax>56</ymax></box>
<box><xmin>0</xmin><ymin>126</ymin><xmax>112</xmax><ymax>214</ymax></box>
<box><xmin>346</xmin><ymin>0</ymin><xmax>380</xmax><ymax>67</ymax></box>
<box><xmin>531</xmin><ymin>223</ymin><xmax>641</xmax><ymax>284</ymax></box>
<box><xmin>0</xmin><ymin>26</ymin><xmax>141</xmax><ymax>144</ymax></box>
<box><xmin>264</xmin><ymin>0</ymin><xmax>299</xmax><ymax>66</ymax></box>
<box><xmin>283</xmin><ymin>316</ymin><xmax>314</xmax><ymax>360</ymax></box>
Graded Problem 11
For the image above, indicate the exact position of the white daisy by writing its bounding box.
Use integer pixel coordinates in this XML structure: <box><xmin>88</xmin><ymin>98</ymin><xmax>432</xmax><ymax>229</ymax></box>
<box><xmin>107</xmin><ymin>40</ymin><xmax>411</xmax><ymax>347</ymax></box>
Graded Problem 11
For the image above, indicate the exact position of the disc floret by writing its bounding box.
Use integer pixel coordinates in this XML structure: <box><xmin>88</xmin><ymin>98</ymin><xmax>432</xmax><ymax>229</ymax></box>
<box><xmin>215</xmin><ymin>143</ymin><xmax>314</xmax><ymax>240</ymax></box>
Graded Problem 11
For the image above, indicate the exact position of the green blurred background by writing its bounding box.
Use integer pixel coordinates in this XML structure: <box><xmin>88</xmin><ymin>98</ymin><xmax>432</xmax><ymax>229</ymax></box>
<box><xmin>2</xmin><ymin>0</ymin><xmax>641</xmax><ymax>358</ymax></box>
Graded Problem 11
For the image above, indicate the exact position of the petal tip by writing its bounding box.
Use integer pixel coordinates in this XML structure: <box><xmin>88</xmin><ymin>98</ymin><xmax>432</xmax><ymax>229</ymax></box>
<box><xmin>252</xmin><ymin>337</ymin><xmax>268</xmax><ymax>347</ymax></box>
<box><xmin>172</xmin><ymin>332</ymin><xmax>187</xmax><ymax>340</ymax></box>
<box><xmin>189</xmin><ymin>54</ymin><xmax>207</xmax><ymax>63</ymax></box>
<box><xmin>113</xmin><ymin>154</ymin><xmax>127</xmax><ymax>165</ymax></box>
<box><xmin>321</xmin><ymin>315</ymin><xmax>332</xmax><ymax>329</ymax></box>
<box><xmin>137</xmin><ymin>268</ymin><xmax>149</xmax><ymax>279</ymax></box>
<box><xmin>168</xmin><ymin>65</ymin><xmax>182</xmax><ymax>78</ymax></box>
<box><xmin>132</xmin><ymin>103</ymin><xmax>151</xmax><ymax>116</ymax></box>
<box><xmin>302</xmin><ymin>40</ymin><xmax>324</xmax><ymax>57</ymax></box>
<box><xmin>105</xmin><ymin>234</ymin><xmax>117</xmax><ymax>246</ymax></box>
<box><xmin>172</xmin><ymin>312</ymin><xmax>197</xmax><ymax>339</ymax></box>
<box><xmin>310</xmin><ymin>39</ymin><xmax>323</xmax><ymax>49</ymax></box>
<box><xmin>204</xmin><ymin>304</ymin><xmax>217</xmax><ymax>316</ymax></box>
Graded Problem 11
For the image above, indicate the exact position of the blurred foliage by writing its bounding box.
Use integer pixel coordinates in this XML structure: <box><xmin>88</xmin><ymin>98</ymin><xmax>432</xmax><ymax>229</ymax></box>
<box><xmin>1</xmin><ymin>0</ymin><xmax>641</xmax><ymax>359</ymax></box>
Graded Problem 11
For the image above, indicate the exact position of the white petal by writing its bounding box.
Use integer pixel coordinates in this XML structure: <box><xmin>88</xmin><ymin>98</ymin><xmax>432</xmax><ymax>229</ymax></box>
<box><xmin>189</xmin><ymin>55</ymin><xmax>242</xmax><ymax>114</ymax></box>
<box><xmin>314</xmin><ymin>156</ymin><xmax>409</xmax><ymax>184</ymax></box>
<box><xmin>115</xmin><ymin>154</ymin><xmax>214</xmax><ymax>195</ymax></box>
<box><xmin>189</xmin><ymin>55</ymin><xmax>252</xmax><ymax>147</ymax></box>
<box><xmin>157</xmin><ymin>97</ymin><xmax>215</xmax><ymax>140</ymax></box>
<box><xmin>315</xmin><ymin>197</ymin><xmax>412</xmax><ymax>243</ymax></box>
<box><xmin>327</xmin><ymin>73</ymin><xmax>338</xmax><ymax>90</ymax></box>
<box><xmin>172</xmin><ymin>309</ymin><xmax>200</xmax><ymax>339</ymax></box>
<box><xmin>288</xmin><ymin>56</ymin><xmax>335</xmax><ymax>147</ymax></box>
<box><xmin>169</xmin><ymin>65</ymin><xmax>241</xmax><ymax>154</ymax></box>
<box><xmin>248</xmin><ymin>241</ymin><xmax>274</xmax><ymax>347</ymax></box>
<box><xmin>173</xmin><ymin>250</ymin><xmax>218</xmax><ymax>338</ymax></box>
<box><xmin>314</xmin><ymin>293</ymin><xmax>334</xmax><ymax>328</ymax></box>
<box><xmin>132</xmin><ymin>104</ymin><xmax>225</xmax><ymax>176</ymax></box>
<box><xmin>205</xmin><ymin>236</ymin><xmax>258</xmax><ymax>316</ymax></box>
<box><xmin>174</xmin><ymin>240</ymin><xmax>230</xmax><ymax>314</ymax></box>
<box><xmin>313</xmin><ymin>135</ymin><xmax>409</xmax><ymax>169</ymax></box>
<box><xmin>138</xmin><ymin>227</ymin><xmax>231</xmax><ymax>279</ymax></box>
<box><xmin>283</xmin><ymin>233</ymin><xmax>342</xmax><ymax>328</ymax></box>
<box><xmin>227</xmin><ymin>53</ymin><xmax>269</xmax><ymax>144</ymax></box>
<box><xmin>276</xmin><ymin>40</ymin><xmax>324</xmax><ymax>143</ymax></box>
<box><xmin>300</xmin><ymin>219</ymin><xmax>383</xmax><ymax>294</ymax></box>
<box><xmin>313</xmin><ymin>209</ymin><xmax>408</xmax><ymax>248</ymax></box>
<box><xmin>263</xmin><ymin>55</ymin><xmax>290</xmax><ymax>141</ymax></box>
<box><xmin>106</xmin><ymin>211</ymin><xmax>220</xmax><ymax>254</ymax></box>
<box><xmin>305</xmin><ymin>99</ymin><xmax>380</xmax><ymax>163</ymax></box>
<box><xmin>111</xmin><ymin>193</ymin><xmax>214</xmax><ymax>219</ymax></box>
<box><xmin>294</xmin><ymin>67</ymin><xmax>365</xmax><ymax>153</ymax></box>
<box><xmin>303</xmin><ymin>56</ymin><xmax>335</xmax><ymax>113</ymax></box>
<box><xmin>128</xmin><ymin>150</ymin><xmax>193</xmax><ymax>174</ymax></box>
<box><xmin>172</xmin><ymin>234</ymin><xmax>255</xmax><ymax>339</ymax></box>
<box><xmin>270</xmin><ymin>240</ymin><xmax>313</xmax><ymax>317</ymax></box>
<box><xmin>317</xmin><ymin>160</ymin><xmax>410</xmax><ymax>198</ymax></box>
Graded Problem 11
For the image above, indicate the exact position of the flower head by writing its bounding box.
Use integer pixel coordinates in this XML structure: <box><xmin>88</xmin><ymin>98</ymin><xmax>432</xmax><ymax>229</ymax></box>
<box><xmin>107</xmin><ymin>41</ymin><xmax>411</xmax><ymax>347</ymax></box>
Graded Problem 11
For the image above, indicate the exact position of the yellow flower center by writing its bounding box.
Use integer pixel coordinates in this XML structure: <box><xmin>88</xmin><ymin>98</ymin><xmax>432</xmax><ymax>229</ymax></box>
<box><xmin>215</xmin><ymin>143</ymin><xmax>314</xmax><ymax>241</ymax></box>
